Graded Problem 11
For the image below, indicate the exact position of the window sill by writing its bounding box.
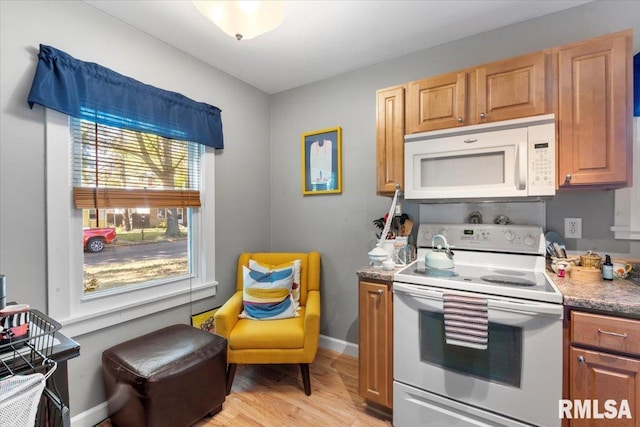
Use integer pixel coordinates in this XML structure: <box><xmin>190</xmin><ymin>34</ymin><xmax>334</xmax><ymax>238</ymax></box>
<box><xmin>58</xmin><ymin>281</ymin><xmax>217</xmax><ymax>338</ymax></box>
<box><xmin>610</xmin><ymin>226</ymin><xmax>640</xmax><ymax>241</ymax></box>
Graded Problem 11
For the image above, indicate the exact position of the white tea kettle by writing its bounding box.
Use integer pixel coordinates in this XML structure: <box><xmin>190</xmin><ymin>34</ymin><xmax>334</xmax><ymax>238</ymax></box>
<box><xmin>425</xmin><ymin>234</ymin><xmax>454</xmax><ymax>269</ymax></box>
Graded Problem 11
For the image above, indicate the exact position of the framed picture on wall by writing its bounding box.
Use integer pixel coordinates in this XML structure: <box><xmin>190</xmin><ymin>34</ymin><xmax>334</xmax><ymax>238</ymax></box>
<box><xmin>301</xmin><ymin>126</ymin><xmax>342</xmax><ymax>195</ymax></box>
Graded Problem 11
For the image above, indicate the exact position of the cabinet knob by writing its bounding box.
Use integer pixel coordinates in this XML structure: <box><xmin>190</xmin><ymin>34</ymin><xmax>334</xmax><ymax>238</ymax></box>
<box><xmin>480</xmin><ymin>112</ymin><xmax>486</xmax><ymax>120</ymax></box>
<box><xmin>377</xmin><ymin>289</ymin><xmax>384</xmax><ymax>295</ymax></box>
<box><xmin>457</xmin><ymin>117</ymin><xmax>463</xmax><ymax>124</ymax></box>
<box><xmin>565</xmin><ymin>174</ymin><xmax>572</xmax><ymax>183</ymax></box>
<box><xmin>578</xmin><ymin>356</ymin><xmax>585</xmax><ymax>364</ymax></box>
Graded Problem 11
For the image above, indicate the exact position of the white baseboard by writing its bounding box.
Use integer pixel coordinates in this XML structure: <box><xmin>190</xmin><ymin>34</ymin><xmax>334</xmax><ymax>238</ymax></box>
<box><xmin>71</xmin><ymin>335</ymin><xmax>358</xmax><ymax>426</ymax></box>
<box><xmin>71</xmin><ymin>400</ymin><xmax>108</xmax><ymax>427</ymax></box>
<box><xmin>319</xmin><ymin>334</ymin><xmax>358</xmax><ymax>358</ymax></box>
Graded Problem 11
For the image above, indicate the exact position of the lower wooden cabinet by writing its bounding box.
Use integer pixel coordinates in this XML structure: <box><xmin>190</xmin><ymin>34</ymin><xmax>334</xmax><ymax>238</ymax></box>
<box><xmin>358</xmin><ymin>279</ymin><xmax>393</xmax><ymax>409</ymax></box>
<box><xmin>567</xmin><ymin>311</ymin><xmax>640</xmax><ymax>426</ymax></box>
<box><xmin>569</xmin><ymin>346</ymin><xmax>640</xmax><ymax>427</ymax></box>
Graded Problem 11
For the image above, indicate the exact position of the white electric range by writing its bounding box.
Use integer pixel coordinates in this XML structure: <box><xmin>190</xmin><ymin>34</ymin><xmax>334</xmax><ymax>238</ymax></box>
<box><xmin>393</xmin><ymin>223</ymin><xmax>563</xmax><ymax>427</ymax></box>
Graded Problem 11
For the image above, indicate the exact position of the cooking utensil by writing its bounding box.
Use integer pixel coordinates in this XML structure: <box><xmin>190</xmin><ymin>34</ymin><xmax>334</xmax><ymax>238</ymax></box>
<box><xmin>545</xmin><ymin>231</ymin><xmax>566</xmax><ymax>258</ymax></box>
<box><xmin>425</xmin><ymin>234</ymin><xmax>454</xmax><ymax>269</ymax></box>
<box><xmin>399</xmin><ymin>219</ymin><xmax>413</xmax><ymax>236</ymax></box>
<box><xmin>552</xmin><ymin>242</ymin><xmax>564</xmax><ymax>259</ymax></box>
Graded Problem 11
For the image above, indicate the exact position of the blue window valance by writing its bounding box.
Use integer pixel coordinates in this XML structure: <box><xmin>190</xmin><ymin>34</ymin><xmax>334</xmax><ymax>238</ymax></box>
<box><xmin>27</xmin><ymin>44</ymin><xmax>224</xmax><ymax>148</ymax></box>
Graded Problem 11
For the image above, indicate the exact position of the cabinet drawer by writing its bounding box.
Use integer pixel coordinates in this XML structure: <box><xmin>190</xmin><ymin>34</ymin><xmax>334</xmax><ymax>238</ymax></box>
<box><xmin>571</xmin><ymin>311</ymin><xmax>640</xmax><ymax>356</ymax></box>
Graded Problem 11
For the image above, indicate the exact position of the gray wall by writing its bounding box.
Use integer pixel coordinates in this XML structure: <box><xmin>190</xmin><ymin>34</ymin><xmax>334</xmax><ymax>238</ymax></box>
<box><xmin>270</xmin><ymin>0</ymin><xmax>640</xmax><ymax>345</ymax></box>
<box><xmin>0</xmin><ymin>0</ymin><xmax>271</xmax><ymax>417</ymax></box>
<box><xmin>1</xmin><ymin>0</ymin><xmax>640</xmax><ymax>420</ymax></box>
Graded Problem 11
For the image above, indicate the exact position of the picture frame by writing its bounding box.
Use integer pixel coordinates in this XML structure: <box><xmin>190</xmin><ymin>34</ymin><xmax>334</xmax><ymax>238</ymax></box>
<box><xmin>301</xmin><ymin>126</ymin><xmax>342</xmax><ymax>195</ymax></box>
<box><xmin>190</xmin><ymin>307</ymin><xmax>220</xmax><ymax>333</ymax></box>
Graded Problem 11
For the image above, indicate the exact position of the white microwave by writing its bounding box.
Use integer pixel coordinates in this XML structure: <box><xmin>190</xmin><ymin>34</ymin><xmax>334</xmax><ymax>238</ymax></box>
<box><xmin>404</xmin><ymin>114</ymin><xmax>556</xmax><ymax>202</ymax></box>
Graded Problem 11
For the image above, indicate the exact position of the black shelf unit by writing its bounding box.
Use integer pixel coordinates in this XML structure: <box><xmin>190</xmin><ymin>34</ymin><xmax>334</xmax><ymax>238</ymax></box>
<box><xmin>1</xmin><ymin>309</ymin><xmax>69</xmax><ymax>427</ymax></box>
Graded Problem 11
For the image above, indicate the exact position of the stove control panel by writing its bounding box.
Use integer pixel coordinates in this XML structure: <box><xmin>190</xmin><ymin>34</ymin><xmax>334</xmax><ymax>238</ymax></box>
<box><xmin>417</xmin><ymin>223</ymin><xmax>544</xmax><ymax>254</ymax></box>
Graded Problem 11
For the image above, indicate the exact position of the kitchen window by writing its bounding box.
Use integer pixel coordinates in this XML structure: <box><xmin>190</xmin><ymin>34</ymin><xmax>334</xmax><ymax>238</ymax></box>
<box><xmin>72</xmin><ymin>118</ymin><xmax>199</xmax><ymax>295</ymax></box>
<box><xmin>45</xmin><ymin>109</ymin><xmax>216</xmax><ymax>337</ymax></box>
<box><xmin>27</xmin><ymin>45</ymin><xmax>222</xmax><ymax>337</ymax></box>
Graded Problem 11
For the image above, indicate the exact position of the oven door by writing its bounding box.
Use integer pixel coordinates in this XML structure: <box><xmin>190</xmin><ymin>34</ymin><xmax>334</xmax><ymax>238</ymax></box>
<box><xmin>393</xmin><ymin>282</ymin><xmax>562</xmax><ymax>427</ymax></box>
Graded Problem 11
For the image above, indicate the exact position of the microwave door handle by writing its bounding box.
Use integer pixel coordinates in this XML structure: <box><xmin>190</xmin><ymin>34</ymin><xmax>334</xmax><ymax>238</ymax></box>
<box><xmin>515</xmin><ymin>141</ymin><xmax>527</xmax><ymax>190</ymax></box>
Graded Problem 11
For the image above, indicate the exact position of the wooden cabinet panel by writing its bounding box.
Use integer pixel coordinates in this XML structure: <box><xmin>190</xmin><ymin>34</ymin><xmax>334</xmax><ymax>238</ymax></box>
<box><xmin>475</xmin><ymin>51</ymin><xmax>548</xmax><ymax>124</ymax></box>
<box><xmin>376</xmin><ymin>86</ymin><xmax>405</xmax><ymax>196</ymax></box>
<box><xmin>572</xmin><ymin>312</ymin><xmax>640</xmax><ymax>357</ymax></box>
<box><xmin>569</xmin><ymin>346</ymin><xmax>640</xmax><ymax>427</ymax></box>
<box><xmin>406</xmin><ymin>72</ymin><xmax>467</xmax><ymax>133</ymax></box>
<box><xmin>358</xmin><ymin>280</ymin><xmax>393</xmax><ymax>409</ymax></box>
<box><xmin>556</xmin><ymin>30</ymin><xmax>632</xmax><ymax>188</ymax></box>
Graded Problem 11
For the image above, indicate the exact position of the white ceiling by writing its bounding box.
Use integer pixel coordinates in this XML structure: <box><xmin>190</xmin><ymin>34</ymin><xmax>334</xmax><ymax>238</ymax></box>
<box><xmin>84</xmin><ymin>0</ymin><xmax>592</xmax><ymax>95</ymax></box>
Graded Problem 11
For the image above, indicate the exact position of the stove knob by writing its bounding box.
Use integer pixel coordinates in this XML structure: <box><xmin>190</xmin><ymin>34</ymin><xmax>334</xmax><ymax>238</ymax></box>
<box><xmin>524</xmin><ymin>235</ymin><xmax>536</xmax><ymax>246</ymax></box>
<box><xmin>504</xmin><ymin>231</ymin><xmax>515</xmax><ymax>242</ymax></box>
<box><xmin>423</xmin><ymin>230</ymin><xmax>433</xmax><ymax>241</ymax></box>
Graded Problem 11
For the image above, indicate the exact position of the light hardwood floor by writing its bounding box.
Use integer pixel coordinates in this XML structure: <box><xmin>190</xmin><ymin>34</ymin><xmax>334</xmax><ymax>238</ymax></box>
<box><xmin>194</xmin><ymin>347</ymin><xmax>393</xmax><ymax>427</ymax></box>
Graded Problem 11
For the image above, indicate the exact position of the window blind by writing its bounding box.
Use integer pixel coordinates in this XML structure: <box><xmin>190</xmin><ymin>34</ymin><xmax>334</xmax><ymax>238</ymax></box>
<box><xmin>72</xmin><ymin>118</ymin><xmax>201</xmax><ymax>209</ymax></box>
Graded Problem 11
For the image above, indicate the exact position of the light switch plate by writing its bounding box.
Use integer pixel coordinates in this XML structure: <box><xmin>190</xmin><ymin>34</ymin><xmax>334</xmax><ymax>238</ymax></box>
<box><xmin>564</xmin><ymin>218</ymin><xmax>582</xmax><ymax>239</ymax></box>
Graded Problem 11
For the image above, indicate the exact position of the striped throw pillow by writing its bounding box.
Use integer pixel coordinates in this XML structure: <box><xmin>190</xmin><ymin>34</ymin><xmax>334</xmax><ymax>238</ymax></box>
<box><xmin>249</xmin><ymin>259</ymin><xmax>301</xmax><ymax>310</ymax></box>
<box><xmin>239</xmin><ymin>265</ymin><xmax>299</xmax><ymax>320</ymax></box>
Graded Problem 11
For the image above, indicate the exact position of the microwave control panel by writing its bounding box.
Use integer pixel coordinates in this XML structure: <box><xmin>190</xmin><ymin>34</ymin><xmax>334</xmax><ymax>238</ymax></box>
<box><xmin>528</xmin><ymin>122</ymin><xmax>556</xmax><ymax>195</ymax></box>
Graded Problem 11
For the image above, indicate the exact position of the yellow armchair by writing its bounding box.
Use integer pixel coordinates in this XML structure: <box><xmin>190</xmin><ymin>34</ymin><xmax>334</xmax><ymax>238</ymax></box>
<box><xmin>215</xmin><ymin>252</ymin><xmax>321</xmax><ymax>395</ymax></box>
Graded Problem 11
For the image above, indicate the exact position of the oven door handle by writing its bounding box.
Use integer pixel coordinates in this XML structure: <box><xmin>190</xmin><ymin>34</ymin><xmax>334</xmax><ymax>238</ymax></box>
<box><xmin>393</xmin><ymin>282</ymin><xmax>443</xmax><ymax>300</ymax></box>
<box><xmin>488</xmin><ymin>299</ymin><xmax>563</xmax><ymax>318</ymax></box>
<box><xmin>393</xmin><ymin>282</ymin><xmax>444</xmax><ymax>311</ymax></box>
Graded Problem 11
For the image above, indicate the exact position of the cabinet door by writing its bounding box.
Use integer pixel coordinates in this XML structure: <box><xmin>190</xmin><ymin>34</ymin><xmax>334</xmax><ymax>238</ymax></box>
<box><xmin>556</xmin><ymin>30</ymin><xmax>632</xmax><ymax>188</ymax></box>
<box><xmin>406</xmin><ymin>72</ymin><xmax>467</xmax><ymax>133</ymax></box>
<box><xmin>376</xmin><ymin>86</ymin><xmax>405</xmax><ymax>196</ymax></box>
<box><xmin>475</xmin><ymin>51</ymin><xmax>548</xmax><ymax>124</ymax></box>
<box><xmin>569</xmin><ymin>347</ymin><xmax>640</xmax><ymax>427</ymax></box>
<box><xmin>358</xmin><ymin>280</ymin><xmax>393</xmax><ymax>409</ymax></box>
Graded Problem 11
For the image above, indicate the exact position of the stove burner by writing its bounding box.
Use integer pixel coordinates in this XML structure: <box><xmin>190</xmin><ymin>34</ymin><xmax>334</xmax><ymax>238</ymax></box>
<box><xmin>414</xmin><ymin>267</ymin><xmax>459</xmax><ymax>279</ymax></box>
<box><xmin>480</xmin><ymin>275</ymin><xmax>536</xmax><ymax>287</ymax></box>
<box><xmin>493</xmin><ymin>269</ymin><xmax>526</xmax><ymax>276</ymax></box>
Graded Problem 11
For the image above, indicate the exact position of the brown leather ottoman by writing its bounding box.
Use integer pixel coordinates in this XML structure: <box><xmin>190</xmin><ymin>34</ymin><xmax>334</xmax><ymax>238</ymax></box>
<box><xmin>102</xmin><ymin>324</ymin><xmax>227</xmax><ymax>427</ymax></box>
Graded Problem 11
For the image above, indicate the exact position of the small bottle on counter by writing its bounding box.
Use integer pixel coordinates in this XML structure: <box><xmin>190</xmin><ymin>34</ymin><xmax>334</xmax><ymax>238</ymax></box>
<box><xmin>602</xmin><ymin>255</ymin><xmax>614</xmax><ymax>281</ymax></box>
<box><xmin>557</xmin><ymin>264</ymin><xmax>566</xmax><ymax>278</ymax></box>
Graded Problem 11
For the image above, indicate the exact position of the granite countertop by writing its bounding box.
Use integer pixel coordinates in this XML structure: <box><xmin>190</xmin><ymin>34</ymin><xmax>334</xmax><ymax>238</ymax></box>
<box><xmin>356</xmin><ymin>266</ymin><xmax>398</xmax><ymax>282</ymax></box>
<box><xmin>547</xmin><ymin>271</ymin><xmax>640</xmax><ymax>319</ymax></box>
<box><xmin>357</xmin><ymin>264</ymin><xmax>640</xmax><ymax>318</ymax></box>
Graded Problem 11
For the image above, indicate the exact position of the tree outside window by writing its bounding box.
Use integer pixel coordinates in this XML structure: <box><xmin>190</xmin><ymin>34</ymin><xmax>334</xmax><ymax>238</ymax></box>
<box><xmin>72</xmin><ymin>119</ymin><xmax>201</xmax><ymax>294</ymax></box>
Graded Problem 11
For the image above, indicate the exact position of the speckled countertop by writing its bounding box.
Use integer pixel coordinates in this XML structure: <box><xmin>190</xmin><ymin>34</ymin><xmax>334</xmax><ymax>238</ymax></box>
<box><xmin>357</xmin><ymin>264</ymin><xmax>640</xmax><ymax>319</ymax></box>
<box><xmin>547</xmin><ymin>271</ymin><xmax>640</xmax><ymax>319</ymax></box>
<box><xmin>356</xmin><ymin>266</ymin><xmax>397</xmax><ymax>282</ymax></box>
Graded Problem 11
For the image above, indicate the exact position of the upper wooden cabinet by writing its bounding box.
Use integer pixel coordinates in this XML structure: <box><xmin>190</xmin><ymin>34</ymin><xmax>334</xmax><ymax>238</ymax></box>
<box><xmin>555</xmin><ymin>29</ymin><xmax>633</xmax><ymax>189</ymax></box>
<box><xmin>406</xmin><ymin>51</ymin><xmax>549</xmax><ymax>134</ymax></box>
<box><xmin>473</xmin><ymin>51</ymin><xmax>549</xmax><ymax>124</ymax></box>
<box><xmin>406</xmin><ymin>72</ymin><xmax>467</xmax><ymax>133</ymax></box>
<box><xmin>376</xmin><ymin>85</ymin><xmax>405</xmax><ymax>196</ymax></box>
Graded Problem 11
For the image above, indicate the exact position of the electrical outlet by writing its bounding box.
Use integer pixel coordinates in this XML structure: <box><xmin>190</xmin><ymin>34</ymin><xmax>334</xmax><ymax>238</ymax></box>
<box><xmin>564</xmin><ymin>218</ymin><xmax>582</xmax><ymax>239</ymax></box>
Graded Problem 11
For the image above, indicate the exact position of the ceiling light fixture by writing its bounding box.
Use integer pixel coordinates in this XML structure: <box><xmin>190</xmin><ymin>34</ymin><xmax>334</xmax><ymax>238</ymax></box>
<box><xmin>193</xmin><ymin>1</ymin><xmax>284</xmax><ymax>41</ymax></box>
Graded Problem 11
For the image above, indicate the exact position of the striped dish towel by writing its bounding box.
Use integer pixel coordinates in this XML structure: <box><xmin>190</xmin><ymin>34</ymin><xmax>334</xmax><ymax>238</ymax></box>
<box><xmin>443</xmin><ymin>292</ymin><xmax>488</xmax><ymax>350</ymax></box>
